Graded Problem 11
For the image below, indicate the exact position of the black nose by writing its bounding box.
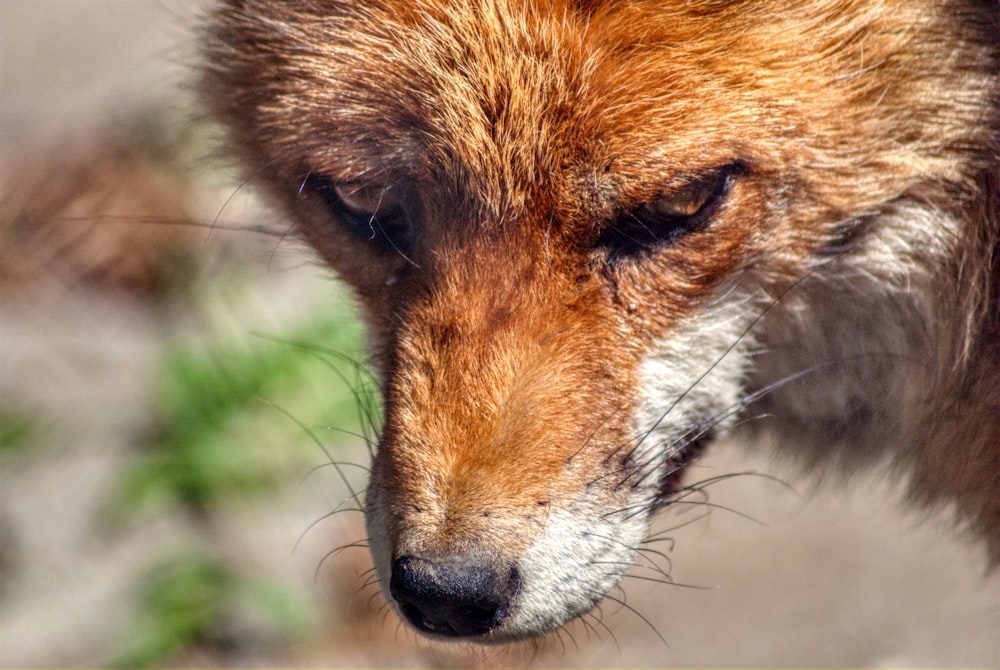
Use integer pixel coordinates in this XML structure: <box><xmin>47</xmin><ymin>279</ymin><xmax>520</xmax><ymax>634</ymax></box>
<box><xmin>389</xmin><ymin>555</ymin><xmax>520</xmax><ymax>637</ymax></box>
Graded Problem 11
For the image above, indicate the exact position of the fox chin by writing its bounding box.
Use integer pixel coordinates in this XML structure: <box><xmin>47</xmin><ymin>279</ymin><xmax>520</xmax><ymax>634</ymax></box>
<box><xmin>203</xmin><ymin>0</ymin><xmax>999</xmax><ymax>642</ymax></box>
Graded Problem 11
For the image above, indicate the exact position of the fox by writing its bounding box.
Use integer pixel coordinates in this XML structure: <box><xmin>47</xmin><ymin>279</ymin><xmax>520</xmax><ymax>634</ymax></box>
<box><xmin>202</xmin><ymin>0</ymin><xmax>1000</xmax><ymax>643</ymax></box>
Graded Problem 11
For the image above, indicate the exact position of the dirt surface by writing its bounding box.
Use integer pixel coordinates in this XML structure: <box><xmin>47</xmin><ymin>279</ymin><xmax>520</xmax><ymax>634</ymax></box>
<box><xmin>1</xmin><ymin>1</ymin><xmax>998</xmax><ymax>667</ymax></box>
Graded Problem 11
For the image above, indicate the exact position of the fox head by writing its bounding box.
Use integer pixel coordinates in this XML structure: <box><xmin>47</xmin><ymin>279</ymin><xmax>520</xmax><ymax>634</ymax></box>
<box><xmin>204</xmin><ymin>0</ymin><xmax>998</xmax><ymax>641</ymax></box>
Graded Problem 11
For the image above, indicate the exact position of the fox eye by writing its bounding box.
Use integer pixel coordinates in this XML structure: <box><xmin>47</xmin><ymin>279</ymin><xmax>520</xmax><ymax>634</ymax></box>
<box><xmin>597</xmin><ymin>165</ymin><xmax>738</xmax><ymax>260</ymax></box>
<box><xmin>304</xmin><ymin>175</ymin><xmax>413</xmax><ymax>254</ymax></box>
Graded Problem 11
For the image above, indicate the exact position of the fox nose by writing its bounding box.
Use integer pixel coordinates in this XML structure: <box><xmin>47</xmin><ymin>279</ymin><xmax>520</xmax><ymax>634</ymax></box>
<box><xmin>389</xmin><ymin>555</ymin><xmax>520</xmax><ymax>637</ymax></box>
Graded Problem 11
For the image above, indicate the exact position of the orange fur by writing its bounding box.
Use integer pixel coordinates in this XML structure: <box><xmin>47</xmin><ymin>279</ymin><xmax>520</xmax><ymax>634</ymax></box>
<box><xmin>204</xmin><ymin>0</ymin><xmax>999</xmax><ymax>641</ymax></box>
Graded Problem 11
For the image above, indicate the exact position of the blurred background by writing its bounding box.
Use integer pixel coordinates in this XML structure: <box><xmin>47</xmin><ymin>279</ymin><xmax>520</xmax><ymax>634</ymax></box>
<box><xmin>0</xmin><ymin>1</ymin><xmax>997</xmax><ymax>666</ymax></box>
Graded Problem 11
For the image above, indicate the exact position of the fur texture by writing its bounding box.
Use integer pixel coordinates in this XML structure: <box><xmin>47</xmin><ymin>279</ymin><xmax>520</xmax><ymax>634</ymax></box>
<box><xmin>203</xmin><ymin>0</ymin><xmax>999</xmax><ymax>642</ymax></box>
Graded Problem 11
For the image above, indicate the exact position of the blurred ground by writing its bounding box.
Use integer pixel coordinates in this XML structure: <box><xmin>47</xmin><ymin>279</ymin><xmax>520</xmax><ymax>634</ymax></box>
<box><xmin>1</xmin><ymin>1</ymin><xmax>998</xmax><ymax>667</ymax></box>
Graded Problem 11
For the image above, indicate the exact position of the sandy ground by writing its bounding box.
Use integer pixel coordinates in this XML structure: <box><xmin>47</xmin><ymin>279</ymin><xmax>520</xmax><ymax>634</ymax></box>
<box><xmin>1</xmin><ymin>1</ymin><xmax>998</xmax><ymax>667</ymax></box>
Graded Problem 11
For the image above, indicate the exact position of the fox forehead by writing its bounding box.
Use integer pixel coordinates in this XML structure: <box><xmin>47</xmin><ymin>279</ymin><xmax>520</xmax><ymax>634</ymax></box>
<box><xmin>208</xmin><ymin>0</ymin><xmax>989</xmax><ymax>226</ymax></box>
<box><xmin>212</xmin><ymin>1</ymin><xmax>783</xmax><ymax>204</ymax></box>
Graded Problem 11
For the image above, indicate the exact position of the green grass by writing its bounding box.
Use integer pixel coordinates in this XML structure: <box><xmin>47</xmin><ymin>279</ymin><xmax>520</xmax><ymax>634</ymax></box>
<box><xmin>111</xmin><ymin>548</ymin><xmax>316</xmax><ymax>668</ymax></box>
<box><xmin>108</xmin><ymin>286</ymin><xmax>378</xmax><ymax>665</ymax></box>
<box><xmin>111</xmin><ymin>296</ymin><xmax>377</xmax><ymax>521</ymax></box>
<box><xmin>0</xmin><ymin>406</ymin><xmax>42</xmax><ymax>460</ymax></box>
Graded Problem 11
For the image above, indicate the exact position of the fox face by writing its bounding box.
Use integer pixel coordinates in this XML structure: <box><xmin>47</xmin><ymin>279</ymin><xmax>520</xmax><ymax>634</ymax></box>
<box><xmin>204</xmin><ymin>0</ymin><xmax>999</xmax><ymax>642</ymax></box>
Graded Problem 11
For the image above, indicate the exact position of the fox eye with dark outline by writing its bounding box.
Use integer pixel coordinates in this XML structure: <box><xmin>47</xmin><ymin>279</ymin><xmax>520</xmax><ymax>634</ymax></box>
<box><xmin>596</xmin><ymin>163</ymin><xmax>740</xmax><ymax>261</ymax></box>
<box><xmin>304</xmin><ymin>175</ymin><xmax>414</xmax><ymax>255</ymax></box>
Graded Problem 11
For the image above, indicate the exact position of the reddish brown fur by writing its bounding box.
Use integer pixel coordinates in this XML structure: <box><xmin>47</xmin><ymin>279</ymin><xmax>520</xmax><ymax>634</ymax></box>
<box><xmin>204</xmin><ymin>0</ymin><xmax>999</xmax><ymax>640</ymax></box>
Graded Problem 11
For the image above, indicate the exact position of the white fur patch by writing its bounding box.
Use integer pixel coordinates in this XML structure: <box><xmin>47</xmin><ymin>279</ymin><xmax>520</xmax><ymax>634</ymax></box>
<box><xmin>504</xmin><ymin>504</ymin><xmax>648</xmax><ymax>637</ymax></box>
<box><xmin>500</xmin><ymin>295</ymin><xmax>758</xmax><ymax>638</ymax></box>
<box><xmin>635</xmin><ymin>295</ymin><xmax>755</xmax><ymax>460</ymax></box>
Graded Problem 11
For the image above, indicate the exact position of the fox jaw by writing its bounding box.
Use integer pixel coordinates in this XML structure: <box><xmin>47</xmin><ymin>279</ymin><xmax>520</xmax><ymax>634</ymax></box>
<box><xmin>204</xmin><ymin>0</ymin><xmax>1000</xmax><ymax>643</ymax></box>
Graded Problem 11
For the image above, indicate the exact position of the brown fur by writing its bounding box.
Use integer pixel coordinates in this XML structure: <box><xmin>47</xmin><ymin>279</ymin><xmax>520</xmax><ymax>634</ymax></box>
<box><xmin>204</xmin><ymin>0</ymin><xmax>999</xmax><ymax>641</ymax></box>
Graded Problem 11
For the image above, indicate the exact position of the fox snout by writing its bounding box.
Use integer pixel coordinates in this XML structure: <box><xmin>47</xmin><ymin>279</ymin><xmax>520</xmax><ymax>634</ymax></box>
<box><xmin>389</xmin><ymin>555</ymin><xmax>521</xmax><ymax>637</ymax></box>
<box><xmin>359</xmin><ymin>234</ymin><xmax>674</xmax><ymax>640</ymax></box>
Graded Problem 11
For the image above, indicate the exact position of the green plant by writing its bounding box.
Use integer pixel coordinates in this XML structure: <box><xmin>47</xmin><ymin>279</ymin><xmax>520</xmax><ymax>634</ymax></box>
<box><xmin>108</xmin><ymin>288</ymin><xmax>377</xmax><ymax>665</ymax></box>
<box><xmin>0</xmin><ymin>405</ymin><xmax>41</xmax><ymax>460</ymax></box>
<box><xmin>111</xmin><ymin>299</ymin><xmax>375</xmax><ymax>521</ymax></box>
<box><xmin>111</xmin><ymin>549</ymin><xmax>316</xmax><ymax>668</ymax></box>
